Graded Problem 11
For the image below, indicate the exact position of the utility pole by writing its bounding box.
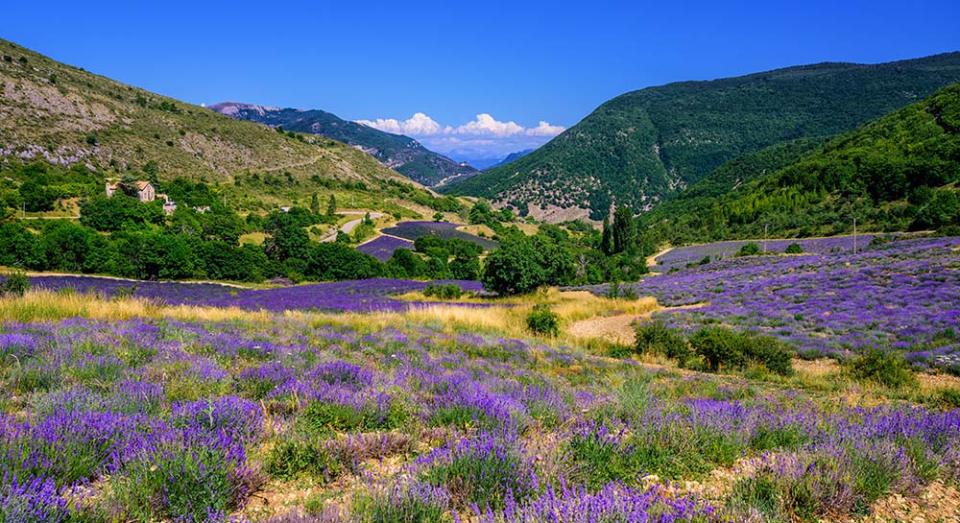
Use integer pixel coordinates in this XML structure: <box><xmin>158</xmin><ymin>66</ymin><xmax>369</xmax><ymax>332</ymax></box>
<box><xmin>853</xmin><ymin>217</ymin><xmax>857</xmax><ymax>255</ymax></box>
<box><xmin>763</xmin><ymin>223</ymin><xmax>768</xmax><ymax>253</ymax></box>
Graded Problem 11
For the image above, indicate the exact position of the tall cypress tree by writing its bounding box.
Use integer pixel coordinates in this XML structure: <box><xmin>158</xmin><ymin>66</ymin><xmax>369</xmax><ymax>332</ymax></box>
<box><xmin>310</xmin><ymin>193</ymin><xmax>320</xmax><ymax>215</ymax></box>
<box><xmin>326</xmin><ymin>194</ymin><xmax>337</xmax><ymax>217</ymax></box>
<box><xmin>600</xmin><ymin>216</ymin><xmax>613</xmax><ymax>255</ymax></box>
<box><xmin>612</xmin><ymin>206</ymin><xmax>636</xmax><ymax>254</ymax></box>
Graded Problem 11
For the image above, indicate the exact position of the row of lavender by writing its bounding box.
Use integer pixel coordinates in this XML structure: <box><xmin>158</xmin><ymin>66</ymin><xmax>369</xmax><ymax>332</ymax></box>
<box><xmin>653</xmin><ymin>234</ymin><xmax>882</xmax><ymax>272</ymax></box>
<box><xmin>21</xmin><ymin>277</ymin><xmax>484</xmax><ymax>313</ymax></box>
<box><xmin>590</xmin><ymin>237</ymin><xmax>960</xmax><ymax>367</ymax></box>
<box><xmin>2</xmin><ymin>317</ymin><xmax>960</xmax><ymax>521</ymax></box>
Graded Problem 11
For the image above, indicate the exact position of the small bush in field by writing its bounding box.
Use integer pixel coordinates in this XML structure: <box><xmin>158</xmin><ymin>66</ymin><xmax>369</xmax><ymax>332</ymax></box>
<box><xmin>785</xmin><ymin>243</ymin><xmax>804</xmax><ymax>254</ymax></box>
<box><xmin>423</xmin><ymin>283</ymin><xmax>462</xmax><ymax>299</ymax></box>
<box><xmin>0</xmin><ymin>271</ymin><xmax>29</xmax><ymax>297</ymax></box>
<box><xmin>266</xmin><ymin>438</ymin><xmax>344</xmax><ymax>481</ymax></box>
<box><xmin>634</xmin><ymin>321</ymin><xmax>691</xmax><ymax>362</ymax></box>
<box><xmin>689</xmin><ymin>327</ymin><xmax>793</xmax><ymax>375</ymax></box>
<box><xmin>526</xmin><ymin>304</ymin><xmax>559</xmax><ymax>337</ymax></box>
<box><xmin>737</xmin><ymin>243</ymin><xmax>761</xmax><ymax>256</ymax></box>
<box><xmin>300</xmin><ymin>400</ymin><xmax>408</xmax><ymax>434</ymax></box>
<box><xmin>844</xmin><ymin>349</ymin><xmax>917</xmax><ymax>389</ymax></box>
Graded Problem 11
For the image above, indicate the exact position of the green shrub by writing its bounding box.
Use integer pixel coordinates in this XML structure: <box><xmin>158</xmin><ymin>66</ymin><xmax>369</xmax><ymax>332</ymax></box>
<box><xmin>784</xmin><ymin>243</ymin><xmax>804</xmax><ymax>254</ymax></box>
<box><xmin>689</xmin><ymin>327</ymin><xmax>794</xmax><ymax>375</ymax></box>
<box><xmin>526</xmin><ymin>304</ymin><xmax>559</xmax><ymax>337</ymax></box>
<box><xmin>844</xmin><ymin>349</ymin><xmax>917</xmax><ymax>389</ymax></box>
<box><xmin>689</xmin><ymin>327</ymin><xmax>747</xmax><ymax>371</ymax></box>
<box><xmin>422</xmin><ymin>283</ymin><xmax>463</xmax><ymax>300</ymax></box>
<box><xmin>301</xmin><ymin>400</ymin><xmax>408</xmax><ymax>434</ymax></box>
<box><xmin>265</xmin><ymin>438</ymin><xmax>343</xmax><ymax>481</ymax></box>
<box><xmin>745</xmin><ymin>336</ymin><xmax>794</xmax><ymax>376</ymax></box>
<box><xmin>0</xmin><ymin>271</ymin><xmax>29</xmax><ymax>297</ymax></box>
<box><xmin>634</xmin><ymin>321</ymin><xmax>690</xmax><ymax>362</ymax></box>
<box><xmin>737</xmin><ymin>242</ymin><xmax>761</xmax><ymax>256</ymax></box>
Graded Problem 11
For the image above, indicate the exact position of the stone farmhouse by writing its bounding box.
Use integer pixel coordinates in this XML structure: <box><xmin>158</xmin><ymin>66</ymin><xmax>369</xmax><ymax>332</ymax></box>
<box><xmin>105</xmin><ymin>180</ymin><xmax>178</xmax><ymax>215</ymax></box>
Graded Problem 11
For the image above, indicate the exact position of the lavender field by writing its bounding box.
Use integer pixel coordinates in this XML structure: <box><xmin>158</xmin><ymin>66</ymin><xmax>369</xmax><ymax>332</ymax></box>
<box><xmin>22</xmin><ymin>277</ymin><xmax>483</xmax><ymax>313</ymax></box>
<box><xmin>355</xmin><ymin>235</ymin><xmax>415</xmax><ymax>262</ymax></box>
<box><xmin>3</xmin><ymin>315</ymin><xmax>960</xmax><ymax>522</ymax></box>
<box><xmin>592</xmin><ymin>236</ymin><xmax>960</xmax><ymax>368</ymax></box>
<box><xmin>381</xmin><ymin>221</ymin><xmax>499</xmax><ymax>250</ymax></box>
<box><xmin>652</xmin><ymin>234</ymin><xmax>885</xmax><ymax>271</ymax></box>
<box><xmin>3</xmin><ymin>238</ymin><xmax>960</xmax><ymax>522</ymax></box>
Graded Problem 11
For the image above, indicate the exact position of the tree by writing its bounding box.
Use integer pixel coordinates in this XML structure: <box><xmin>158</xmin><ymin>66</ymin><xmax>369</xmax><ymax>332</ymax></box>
<box><xmin>386</xmin><ymin>248</ymin><xmax>427</xmax><ymax>278</ymax></box>
<box><xmin>469</xmin><ymin>199</ymin><xmax>495</xmax><ymax>225</ymax></box>
<box><xmin>449</xmin><ymin>254</ymin><xmax>480</xmax><ymax>280</ymax></box>
<box><xmin>264</xmin><ymin>214</ymin><xmax>311</xmax><ymax>262</ymax></box>
<box><xmin>310</xmin><ymin>193</ymin><xmax>320</xmax><ymax>215</ymax></box>
<box><xmin>611</xmin><ymin>206</ymin><xmax>636</xmax><ymax>254</ymax></box>
<box><xmin>433</xmin><ymin>211</ymin><xmax>444</xmax><ymax>222</ymax></box>
<box><xmin>326</xmin><ymin>194</ymin><xmax>337</xmax><ymax>217</ymax></box>
<box><xmin>307</xmin><ymin>243</ymin><xmax>382</xmax><ymax>280</ymax></box>
<box><xmin>37</xmin><ymin>221</ymin><xmax>95</xmax><ymax>272</ymax></box>
<box><xmin>19</xmin><ymin>179</ymin><xmax>58</xmax><ymax>212</ymax></box>
<box><xmin>481</xmin><ymin>236</ymin><xmax>547</xmax><ymax>295</ymax></box>
<box><xmin>600</xmin><ymin>216</ymin><xmax>613</xmax><ymax>255</ymax></box>
<box><xmin>0</xmin><ymin>222</ymin><xmax>40</xmax><ymax>268</ymax></box>
<box><xmin>80</xmin><ymin>195</ymin><xmax>163</xmax><ymax>232</ymax></box>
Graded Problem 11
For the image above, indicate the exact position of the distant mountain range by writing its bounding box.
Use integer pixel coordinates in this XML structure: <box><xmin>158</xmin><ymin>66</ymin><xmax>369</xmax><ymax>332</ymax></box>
<box><xmin>444</xmin><ymin>52</ymin><xmax>960</xmax><ymax>222</ymax></box>
<box><xmin>486</xmin><ymin>149</ymin><xmax>534</xmax><ymax>170</ymax></box>
<box><xmin>209</xmin><ymin>103</ymin><xmax>477</xmax><ymax>187</ymax></box>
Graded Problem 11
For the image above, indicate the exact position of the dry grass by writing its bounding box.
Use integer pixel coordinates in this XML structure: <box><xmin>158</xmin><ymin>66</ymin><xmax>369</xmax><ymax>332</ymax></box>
<box><xmin>0</xmin><ymin>290</ymin><xmax>275</xmax><ymax>325</ymax></box>
<box><xmin>0</xmin><ymin>288</ymin><xmax>656</xmax><ymax>349</ymax></box>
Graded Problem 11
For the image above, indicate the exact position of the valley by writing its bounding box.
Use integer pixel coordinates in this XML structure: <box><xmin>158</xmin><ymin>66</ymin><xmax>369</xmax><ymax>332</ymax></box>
<box><xmin>1</xmin><ymin>19</ymin><xmax>960</xmax><ymax>523</ymax></box>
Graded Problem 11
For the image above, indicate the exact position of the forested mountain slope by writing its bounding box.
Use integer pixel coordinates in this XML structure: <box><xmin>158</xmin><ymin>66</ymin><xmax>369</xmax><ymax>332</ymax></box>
<box><xmin>638</xmin><ymin>83</ymin><xmax>960</xmax><ymax>243</ymax></box>
<box><xmin>447</xmin><ymin>52</ymin><xmax>960</xmax><ymax>221</ymax></box>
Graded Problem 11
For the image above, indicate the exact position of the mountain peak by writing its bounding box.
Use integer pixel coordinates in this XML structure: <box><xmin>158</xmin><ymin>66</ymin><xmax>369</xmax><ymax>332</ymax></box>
<box><xmin>212</xmin><ymin>102</ymin><xmax>479</xmax><ymax>186</ymax></box>
<box><xmin>207</xmin><ymin>101</ymin><xmax>280</xmax><ymax>117</ymax></box>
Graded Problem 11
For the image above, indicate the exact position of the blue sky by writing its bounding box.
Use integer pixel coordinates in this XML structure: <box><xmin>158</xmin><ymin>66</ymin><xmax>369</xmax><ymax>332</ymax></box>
<box><xmin>3</xmin><ymin>1</ymin><xmax>959</xmax><ymax>161</ymax></box>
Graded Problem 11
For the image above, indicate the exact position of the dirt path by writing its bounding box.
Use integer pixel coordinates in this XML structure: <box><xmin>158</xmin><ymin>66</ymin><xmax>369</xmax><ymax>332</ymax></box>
<box><xmin>567</xmin><ymin>311</ymin><xmax>654</xmax><ymax>344</ymax></box>
<box><xmin>566</xmin><ymin>303</ymin><xmax>705</xmax><ymax>345</ymax></box>
<box><xmin>646</xmin><ymin>246</ymin><xmax>673</xmax><ymax>269</ymax></box>
<box><xmin>856</xmin><ymin>480</ymin><xmax>960</xmax><ymax>523</ymax></box>
<box><xmin>318</xmin><ymin>212</ymin><xmax>385</xmax><ymax>243</ymax></box>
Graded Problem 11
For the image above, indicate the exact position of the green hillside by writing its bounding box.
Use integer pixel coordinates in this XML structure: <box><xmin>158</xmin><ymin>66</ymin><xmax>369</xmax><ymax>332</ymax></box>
<box><xmin>446</xmin><ymin>52</ymin><xmax>960</xmax><ymax>220</ymax></box>
<box><xmin>638</xmin><ymin>83</ymin><xmax>960</xmax><ymax>243</ymax></box>
<box><xmin>0</xmin><ymin>39</ymin><xmax>430</xmax><ymax>213</ymax></box>
<box><xmin>210</xmin><ymin>103</ymin><xmax>478</xmax><ymax>186</ymax></box>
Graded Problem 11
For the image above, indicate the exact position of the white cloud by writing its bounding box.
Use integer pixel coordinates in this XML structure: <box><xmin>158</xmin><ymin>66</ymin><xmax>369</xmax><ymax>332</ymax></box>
<box><xmin>356</xmin><ymin>112</ymin><xmax>446</xmax><ymax>136</ymax></box>
<box><xmin>355</xmin><ymin>112</ymin><xmax>566</xmax><ymax>161</ymax></box>
<box><xmin>455</xmin><ymin>113</ymin><xmax>524</xmax><ymax>137</ymax></box>
<box><xmin>526</xmin><ymin>120</ymin><xmax>565</xmax><ymax>137</ymax></box>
